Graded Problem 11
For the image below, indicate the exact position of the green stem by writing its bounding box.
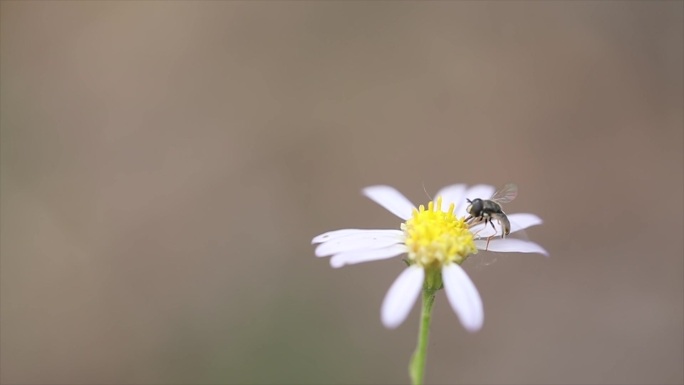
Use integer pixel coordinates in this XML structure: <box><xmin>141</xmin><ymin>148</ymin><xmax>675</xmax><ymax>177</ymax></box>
<box><xmin>409</xmin><ymin>287</ymin><xmax>436</xmax><ymax>385</ymax></box>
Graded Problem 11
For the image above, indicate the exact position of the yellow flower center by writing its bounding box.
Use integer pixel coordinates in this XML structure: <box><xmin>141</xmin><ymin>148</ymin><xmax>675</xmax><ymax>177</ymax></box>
<box><xmin>401</xmin><ymin>196</ymin><xmax>478</xmax><ymax>267</ymax></box>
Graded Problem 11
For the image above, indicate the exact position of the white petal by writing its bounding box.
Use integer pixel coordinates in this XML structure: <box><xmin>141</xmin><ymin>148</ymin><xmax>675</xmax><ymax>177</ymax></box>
<box><xmin>313</xmin><ymin>229</ymin><xmax>367</xmax><ymax>244</ymax></box>
<box><xmin>434</xmin><ymin>184</ymin><xmax>467</xmax><ymax>212</ymax></box>
<box><xmin>475</xmin><ymin>238</ymin><xmax>549</xmax><ymax>256</ymax></box>
<box><xmin>455</xmin><ymin>184</ymin><xmax>496</xmax><ymax>217</ymax></box>
<box><xmin>506</xmin><ymin>213</ymin><xmax>543</xmax><ymax>234</ymax></box>
<box><xmin>442</xmin><ymin>263</ymin><xmax>483</xmax><ymax>333</ymax></box>
<box><xmin>315</xmin><ymin>230</ymin><xmax>405</xmax><ymax>257</ymax></box>
<box><xmin>362</xmin><ymin>185</ymin><xmax>415</xmax><ymax>220</ymax></box>
<box><xmin>330</xmin><ymin>244</ymin><xmax>408</xmax><ymax>268</ymax></box>
<box><xmin>381</xmin><ymin>265</ymin><xmax>424</xmax><ymax>329</ymax></box>
<box><xmin>312</xmin><ymin>229</ymin><xmax>398</xmax><ymax>244</ymax></box>
<box><xmin>468</xmin><ymin>212</ymin><xmax>543</xmax><ymax>238</ymax></box>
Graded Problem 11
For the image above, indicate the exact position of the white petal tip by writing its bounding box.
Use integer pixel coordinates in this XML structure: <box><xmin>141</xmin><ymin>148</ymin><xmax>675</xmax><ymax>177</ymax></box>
<box><xmin>381</xmin><ymin>318</ymin><xmax>401</xmax><ymax>329</ymax></box>
<box><xmin>312</xmin><ymin>233</ymin><xmax>338</xmax><ymax>244</ymax></box>
<box><xmin>361</xmin><ymin>185</ymin><xmax>393</xmax><ymax>200</ymax></box>
<box><xmin>312</xmin><ymin>229</ymin><xmax>365</xmax><ymax>244</ymax></box>
<box><xmin>362</xmin><ymin>185</ymin><xmax>387</xmax><ymax>193</ymax></box>
<box><xmin>314</xmin><ymin>244</ymin><xmax>328</xmax><ymax>257</ymax></box>
<box><xmin>361</xmin><ymin>185</ymin><xmax>415</xmax><ymax>220</ymax></box>
<box><xmin>380</xmin><ymin>266</ymin><xmax>424</xmax><ymax>330</ymax></box>
<box><xmin>442</xmin><ymin>263</ymin><xmax>484</xmax><ymax>334</ymax></box>
<box><xmin>330</xmin><ymin>258</ymin><xmax>345</xmax><ymax>268</ymax></box>
<box><xmin>463</xmin><ymin>321</ymin><xmax>483</xmax><ymax>333</ymax></box>
<box><xmin>311</xmin><ymin>234</ymin><xmax>329</xmax><ymax>244</ymax></box>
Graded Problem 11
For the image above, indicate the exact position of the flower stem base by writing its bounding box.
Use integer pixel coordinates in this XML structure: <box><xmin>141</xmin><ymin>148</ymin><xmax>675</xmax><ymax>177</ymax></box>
<box><xmin>409</xmin><ymin>269</ymin><xmax>439</xmax><ymax>385</ymax></box>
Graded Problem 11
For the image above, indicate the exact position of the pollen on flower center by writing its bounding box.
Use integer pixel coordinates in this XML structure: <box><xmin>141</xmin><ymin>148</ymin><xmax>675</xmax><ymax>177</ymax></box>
<box><xmin>401</xmin><ymin>196</ymin><xmax>477</xmax><ymax>267</ymax></box>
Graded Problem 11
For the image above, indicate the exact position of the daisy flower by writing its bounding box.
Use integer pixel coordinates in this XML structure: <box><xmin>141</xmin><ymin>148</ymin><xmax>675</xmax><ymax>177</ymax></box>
<box><xmin>312</xmin><ymin>184</ymin><xmax>547</xmax><ymax>332</ymax></box>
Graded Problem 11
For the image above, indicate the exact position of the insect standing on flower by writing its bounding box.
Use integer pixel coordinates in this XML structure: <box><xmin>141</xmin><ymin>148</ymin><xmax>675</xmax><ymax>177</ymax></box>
<box><xmin>465</xmin><ymin>183</ymin><xmax>518</xmax><ymax>242</ymax></box>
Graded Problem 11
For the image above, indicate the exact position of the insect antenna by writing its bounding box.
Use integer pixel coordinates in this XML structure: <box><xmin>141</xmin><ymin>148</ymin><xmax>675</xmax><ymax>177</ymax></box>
<box><xmin>421</xmin><ymin>181</ymin><xmax>433</xmax><ymax>201</ymax></box>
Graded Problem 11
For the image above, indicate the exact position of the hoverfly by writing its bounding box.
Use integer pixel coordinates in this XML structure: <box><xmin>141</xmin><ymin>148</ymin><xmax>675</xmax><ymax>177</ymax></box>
<box><xmin>465</xmin><ymin>183</ymin><xmax>518</xmax><ymax>243</ymax></box>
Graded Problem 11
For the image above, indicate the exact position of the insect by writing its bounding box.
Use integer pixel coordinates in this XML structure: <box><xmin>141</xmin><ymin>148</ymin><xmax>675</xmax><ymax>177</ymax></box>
<box><xmin>465</xmin><ymin>183</ymin><xmax>518</xmax><ymax>243</ymax></box>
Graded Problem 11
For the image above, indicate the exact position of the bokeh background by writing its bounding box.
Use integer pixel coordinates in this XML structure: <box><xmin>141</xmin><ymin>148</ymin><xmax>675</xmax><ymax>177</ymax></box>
<box><xmin>1</xmin><ymin>2</ymin><xmax>682</xmax><ymax>384</ymax></box>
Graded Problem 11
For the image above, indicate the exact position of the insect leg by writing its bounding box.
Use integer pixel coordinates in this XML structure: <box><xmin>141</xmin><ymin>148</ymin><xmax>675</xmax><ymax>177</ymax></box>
<box><xmin>485</xmin><ymin>234</ymin><xmax>494</xmax><ymax>251</ymax></box>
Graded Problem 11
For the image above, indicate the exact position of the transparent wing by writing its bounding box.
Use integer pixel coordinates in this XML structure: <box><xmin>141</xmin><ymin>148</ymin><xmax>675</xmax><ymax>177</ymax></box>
<box><xmin>490</xmin><ymin>183</ymin><xmax>518</xmax><ymax>204</ymax></box>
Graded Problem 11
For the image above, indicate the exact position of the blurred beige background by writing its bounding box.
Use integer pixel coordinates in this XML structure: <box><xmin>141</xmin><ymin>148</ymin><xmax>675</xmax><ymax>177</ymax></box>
<box><xmin>1</xmin><ymin>2</ymin><xmax>682</xmax><ymax>384</ymax></box>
